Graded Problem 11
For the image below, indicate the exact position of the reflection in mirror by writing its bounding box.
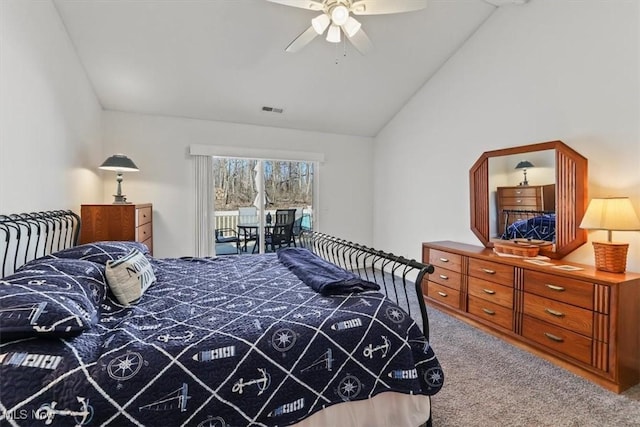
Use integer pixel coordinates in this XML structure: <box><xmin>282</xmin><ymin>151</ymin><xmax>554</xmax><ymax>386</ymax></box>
<box><xmin>488</xmin><ymin>150</ymin><xmax>556</xmax><ymax>243</ymax></box>
<box><xmin>470</xmin><ymin>140</ymin><xmax>588</xmax><ymax>259</ymax></box>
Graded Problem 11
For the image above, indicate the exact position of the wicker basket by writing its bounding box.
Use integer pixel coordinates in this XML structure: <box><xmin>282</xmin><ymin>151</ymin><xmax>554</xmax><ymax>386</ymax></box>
<box><xmin>494</xmin><ymin>240</ymin><xmax>551</xmax><ymax>257</ymax></box>
<box><xmin>592</xmin><ymin>242</ymin><xmax>629</xmax><ymax>273</ymax></box>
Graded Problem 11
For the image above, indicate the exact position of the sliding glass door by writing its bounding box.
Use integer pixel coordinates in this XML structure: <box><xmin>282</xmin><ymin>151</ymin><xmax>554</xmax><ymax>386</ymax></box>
<box><xmin>213</xmin><ymin>157</ymin><xmax>314</xmax><ymax>254</ymax></box>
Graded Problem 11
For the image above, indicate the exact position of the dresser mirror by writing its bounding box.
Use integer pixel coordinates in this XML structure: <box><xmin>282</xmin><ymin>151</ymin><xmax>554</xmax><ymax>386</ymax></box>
<box><xmin>469</xmin><ymin>140</ymin><xmax>588</xmax><ymax>259</ymax></box>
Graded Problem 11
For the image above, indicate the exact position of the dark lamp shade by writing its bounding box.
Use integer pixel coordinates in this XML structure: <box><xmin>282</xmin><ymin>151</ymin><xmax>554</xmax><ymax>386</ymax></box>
<box><xmin>99</xmin><ymin>154</ymin><xmax>139</xmax><ymax>172</ymax></box>
<box><xmin>515</xmin><ymin>160</ymin><xmax>534</xmax><ymax>169</ymax></box>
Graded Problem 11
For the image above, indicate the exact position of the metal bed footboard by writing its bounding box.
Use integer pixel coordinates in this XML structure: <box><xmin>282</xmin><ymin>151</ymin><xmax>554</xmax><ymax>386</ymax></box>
<box><xmin>299</xmin><ymin>231</ymin><xmax>435</xmax><ymax>340</ymax></box>
<box><xmin>0</xmin><ymin>210</ymin><xmax>80</xmax><ymax>278</ymax></box>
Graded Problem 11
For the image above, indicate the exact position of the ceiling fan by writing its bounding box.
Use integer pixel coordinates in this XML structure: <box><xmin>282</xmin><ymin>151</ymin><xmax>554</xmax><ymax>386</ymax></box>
<box><xmin>266</xmin><ymin>0</ymin><xmax>428</xmax><ymax>54</ymax></box>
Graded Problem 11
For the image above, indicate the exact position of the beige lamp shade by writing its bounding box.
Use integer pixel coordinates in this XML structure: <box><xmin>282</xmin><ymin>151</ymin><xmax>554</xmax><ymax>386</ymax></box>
<box><xmin>579</xmin><ymin>197</ymin><xmax>640</xmax><ymax>238</ymax></box>
<box><xmin>579</xmin><ymin>197</ymin><xmax>640</xmax><ymax>273</ymax></box>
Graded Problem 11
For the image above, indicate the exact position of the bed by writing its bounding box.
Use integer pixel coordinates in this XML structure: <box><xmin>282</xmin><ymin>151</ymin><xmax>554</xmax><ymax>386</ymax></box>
<box><xmin>0</xmin><ymin>211</ymin><xmax>443</xmax><ymax>427</ymax></box>
<box><xmin>500</xmin><ymin>209</ymin><xmax>556</xmax><ymax>242</ymax></box>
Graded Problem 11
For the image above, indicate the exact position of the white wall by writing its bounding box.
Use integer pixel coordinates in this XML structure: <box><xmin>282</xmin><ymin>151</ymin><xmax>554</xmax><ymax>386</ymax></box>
<box><xmin>374</xmin><ymin>0</ymin><xmax>640</xmax><ymax>272</ymax></box>
<box><xmin>102</xmin><ymin>111</ymin><xmax>373</xmax><ymax>258</ymax></box>
<box><xmin>0</xmin><ymin>0</ymin><xmax>103</xmax><ymax>214</ymax></box>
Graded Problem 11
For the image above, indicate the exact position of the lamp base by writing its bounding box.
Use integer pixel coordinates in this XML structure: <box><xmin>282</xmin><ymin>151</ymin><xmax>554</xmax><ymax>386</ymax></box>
<box><xmin>112</xmin><ymin>194</ymin><xmax>131</xmax><ymax>204</ymax></box>
<box><xmin>592</xmin><ymin>241</ymin><xmax>629</xmax><ymax>273</ymax></box>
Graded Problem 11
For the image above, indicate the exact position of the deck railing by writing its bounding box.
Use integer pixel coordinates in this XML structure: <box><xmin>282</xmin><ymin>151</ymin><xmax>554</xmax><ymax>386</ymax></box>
<box><xmin>215</xmin><ymin>210</ymin><xmax>312</xmax><ymax>231</ymax></box>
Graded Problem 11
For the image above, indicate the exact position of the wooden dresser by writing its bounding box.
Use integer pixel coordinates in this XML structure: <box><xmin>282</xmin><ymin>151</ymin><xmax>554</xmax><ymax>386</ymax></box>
<box><xmin>422</xmin><ymin>240</ymin><xmax>640</xmax><ymax>393</ymax></box>
<box><xmin>496</xmin><ymin>184</ymin><xmax>555</xmax><ymax>232</ymax></box>
<box><xmin>80</xmin><ymin>203</ymin><xmax>153</xmax><ymax>255</ymax></box>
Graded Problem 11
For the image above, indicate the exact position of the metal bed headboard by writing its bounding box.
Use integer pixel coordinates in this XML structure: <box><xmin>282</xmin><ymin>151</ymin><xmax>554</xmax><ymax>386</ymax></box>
<box><xmin>299</xmin><ymin>231</ymin><xmax>435</xmax><ymax>340</ymax></box>
<box><xmin>0</xmin><ymin>210</ymin><xmax>80</xmax><ymax>278</ymax></box>
<box><xmin>501</xmin><ymin>209</ymin><xmax>555</xmax><ymax>239</ymax></box>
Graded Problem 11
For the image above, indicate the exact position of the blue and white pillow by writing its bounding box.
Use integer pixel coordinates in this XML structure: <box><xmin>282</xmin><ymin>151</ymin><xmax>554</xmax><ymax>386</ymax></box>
<box><xmin>29</xmin><ymin>241</ymin><xmax>150</xmax><ymax>265</ymax></box>
<box><xmin>0</xmin><ymin>259</ymin><xmax>106</xmax><ymax>341</ymax></box>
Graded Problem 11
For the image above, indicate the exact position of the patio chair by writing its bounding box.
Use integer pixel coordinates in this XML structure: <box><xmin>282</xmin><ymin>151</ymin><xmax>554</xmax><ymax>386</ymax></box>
<box><xmin>215</xmin><ymin>228</ymin><xmax>240</xmax><ymax>255</ymax></box>
<box><xmin>290</xmin><ymin>207</ymin><xmax>305</xmax><ymax>247</ymax></box>
<box><xmin>238</xmin><ymin>206</ymin><xmax>258</xmax><ymax>252</ymax></box>
<box><xmin>265</xmin><ymin>208</ymin><xmax>296</xmax><ymax>252</ymax></box>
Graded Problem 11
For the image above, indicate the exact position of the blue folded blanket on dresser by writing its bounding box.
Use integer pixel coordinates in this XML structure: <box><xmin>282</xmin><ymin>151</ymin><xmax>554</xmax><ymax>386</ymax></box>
<box><xmin>277</xmin><ymin>247</ymin><xmax>380</xmax><ymax>295</ymax></box>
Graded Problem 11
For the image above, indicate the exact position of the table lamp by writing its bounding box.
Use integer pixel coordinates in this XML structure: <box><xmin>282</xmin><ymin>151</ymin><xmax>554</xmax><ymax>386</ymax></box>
<box><xmin>99</xmin><ymin>154</ymin><xmax>139</xmax><ymax>204</ymax></box>
<box><xmin>579</xmin><ymin>197</ymin><xmax>640</xmax><ymax>273</ymax></box>
<box><xmin>515</xmin><ymin>160</ymin><xmax>534</xmax><ymax>186</ymax></box>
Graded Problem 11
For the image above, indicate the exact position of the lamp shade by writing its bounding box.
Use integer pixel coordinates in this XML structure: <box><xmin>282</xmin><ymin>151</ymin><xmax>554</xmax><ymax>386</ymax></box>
<box><xmin>579</xmin><ymin>197</ymin><xmax>640</xmax><ymax>231</ymax></box>
<box><xmin>342</xmin><ymin>16</ymin><xmax>362</xmax><ymax>37</ymax></box>
<box><xmin>326</xmin><ymin>24</ymin><xmax>341</xmax><ymax>43</ymax></box>
<box><xmin>515</xmin><ymin>160</ymin><xmax>534</xmax><ymax>169</ymax></box>
<box><xmin>311</xmin><ymin>13</ymin><xmax>330</xmax><ymax>35</ymax></box>
<box><xmin>99</xmin><ymin>154</ymin><xmax>139</xmax><ymax>172</ymax></box>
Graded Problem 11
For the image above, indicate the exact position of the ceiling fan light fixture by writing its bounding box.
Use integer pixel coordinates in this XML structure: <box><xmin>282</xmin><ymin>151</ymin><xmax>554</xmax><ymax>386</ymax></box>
<box><xmin>326</xmin><ymin>24</ymin><xmax>341</xmax><ymax>43</ymax></box>
<box><xmin>311</xmin><ymin>13</ymin><xmax>330</xmax><ymax>35</ymax></box>
<box><xmin>330</xmin><ymin>5</ymin><xmax>349</xmax><ymax>26</ymax></box>
<box><xmin>342</xmin><ymin>16</ymin><xmax>361</xmax><ymax>37</ymax></box>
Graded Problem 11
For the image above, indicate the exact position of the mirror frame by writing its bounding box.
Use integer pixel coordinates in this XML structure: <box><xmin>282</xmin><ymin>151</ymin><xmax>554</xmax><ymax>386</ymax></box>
<box><xmin>470</xmin><ymin>140</ymin><xmax>588</xmax><ymax>259</ymax></box>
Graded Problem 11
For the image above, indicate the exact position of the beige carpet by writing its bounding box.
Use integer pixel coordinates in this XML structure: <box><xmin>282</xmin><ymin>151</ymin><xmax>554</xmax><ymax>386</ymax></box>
<box><xmin>425</xmin><ymin>306</ymin><xmax>640</xmax><ymax>426</ymax></box>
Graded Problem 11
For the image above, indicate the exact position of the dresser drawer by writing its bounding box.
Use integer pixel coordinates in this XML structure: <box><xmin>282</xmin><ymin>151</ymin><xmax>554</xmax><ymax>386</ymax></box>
<box><xmin>137</xmin><ymin>206</ymin><xmax>152</xmax><ymax>226</ymax></box>
<box><xmin>427</xmin><ymin>281</ymin><xmax>460</xmax><ymax>310</ymax></box>
<box><xmin>468</xmin><ymin>276</ymin><xmax>513</xmax><ymax>308</ymax></box>
<box><xmin>428</xmin><ymin>249</ymin><xmax>462</xmax><ymax>273</ymax></box>
<box><xmin>500</xmin><ymin>202</ymin><xmax>540</xmax><ymax>211</ymax></box>
<box><xmin>524</xmin><ymin>270</ymin><xmax>594</xmax><ymax>310</ymax></box>
<box><xmin>140</xmin><ymin>237</ymin><xmax>153</xmax><ymax>254</ymax></box>
<box><xmin>499</xmin><ymin>187</ymin><xmax>540</xmax><ymax>198</ymax></box>
<box><xmin>522</xmin><ymin>315</ymin><xmax>592</xmax><ymax>365</ymax></box>
<box><xmin>429</xmin><ymin>265</ymin><xmax>462</xmax><ymax>291</ymax></box>
<box><xmin>468</xmin><ymin>297</ymin><xmax>512</xmax><ymax>330</ymax></box>
<box><xmin>468</xmin><ymin>258</ymin><xmax>514</xmax><ymax>287</ymax></box>
<box><xmin>523</xmin><ymin>293</ymin><xmax>592</xmax><ymax>336</ymax></box>
<box><xmin>136</xmin><ymin>222</ymin><xmax>152</xmax><ymax>243</ymax></box>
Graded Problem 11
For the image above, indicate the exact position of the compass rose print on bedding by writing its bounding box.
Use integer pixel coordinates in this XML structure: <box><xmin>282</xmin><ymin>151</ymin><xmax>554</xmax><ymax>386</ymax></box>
<box><xmin>336</xmin><ymin>374</ymin><xmax>362</xmax><ymax>401</ymax></box>
<box><xmin>105</xmin><ymin>351</ymin><xmax>146</xmax><ymax>388</ymax></box>
<box><xmin>272</xmin><ymin>328</ymin><xmax>297</xmax><ymax>353</ymax></box>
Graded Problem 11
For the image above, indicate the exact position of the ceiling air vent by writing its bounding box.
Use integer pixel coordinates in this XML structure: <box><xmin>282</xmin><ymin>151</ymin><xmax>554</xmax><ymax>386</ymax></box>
<box><xmin>262</xmin><ymin>106</ymin><xmax>284</xmax><ymax>114</ymax></box>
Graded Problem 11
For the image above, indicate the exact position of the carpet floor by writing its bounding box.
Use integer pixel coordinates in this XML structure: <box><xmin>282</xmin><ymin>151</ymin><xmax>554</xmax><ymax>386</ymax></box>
<box><xmin>424</xmin><ymin>305</ymin><xmax>640</xmax><ymax>426</ymax></box>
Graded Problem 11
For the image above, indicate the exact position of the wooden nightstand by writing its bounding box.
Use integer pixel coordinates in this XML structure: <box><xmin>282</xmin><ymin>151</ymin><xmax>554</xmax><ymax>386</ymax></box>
<box><xmin>80</xmin><ymin>203</ymin><xmax>153</xmax><ymax>254</ymax></box>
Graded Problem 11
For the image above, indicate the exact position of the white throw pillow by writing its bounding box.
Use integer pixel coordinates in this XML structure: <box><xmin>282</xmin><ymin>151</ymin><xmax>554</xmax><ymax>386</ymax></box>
<box><xmin>105</xmin><ymin>249</ymin><xmax>156</xmax><ymax>305</ymax></box>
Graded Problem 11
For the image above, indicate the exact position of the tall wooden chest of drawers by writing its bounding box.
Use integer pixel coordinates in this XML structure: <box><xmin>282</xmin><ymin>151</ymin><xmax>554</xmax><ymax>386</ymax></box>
<box><xmin>496</xmin><ymin>184</ymin><xmax>555</xmax><ymax>232</ymax></box>
<box><xmin>80</xmin><ymin>203</ymin><xmax>153</xmax><ymax>255</ymax></box>
<box><xmin>422</xmin><ymin>240</ymin><xmax>640</xmax><ymax>393</ymax></box>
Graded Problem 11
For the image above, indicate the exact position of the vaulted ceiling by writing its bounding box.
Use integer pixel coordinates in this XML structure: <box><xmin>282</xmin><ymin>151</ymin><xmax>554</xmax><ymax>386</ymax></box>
<box><xmin>53</xmin><ymin>0</ymin><xmax>505</xmax><ymax>137</ymax></box>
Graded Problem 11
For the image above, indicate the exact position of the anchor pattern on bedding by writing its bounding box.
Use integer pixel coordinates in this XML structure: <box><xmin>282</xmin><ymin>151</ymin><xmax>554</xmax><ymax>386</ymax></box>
<box><xmin>0</xmin><ymin>253</ymin><xmax>443</xmax><ymax>426</ymax></box>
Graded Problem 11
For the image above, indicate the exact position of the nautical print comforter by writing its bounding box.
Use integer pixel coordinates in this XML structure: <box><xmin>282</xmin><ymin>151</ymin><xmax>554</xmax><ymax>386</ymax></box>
<box><xmin>0</xmin><ymin>246</ymin><xmax>443</xmax><ymax>426</ymax></box>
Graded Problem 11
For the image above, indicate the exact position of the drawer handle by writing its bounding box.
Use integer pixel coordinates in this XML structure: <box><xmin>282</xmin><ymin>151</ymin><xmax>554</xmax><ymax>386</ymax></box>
<box><xmin>482</xmin><ymin>268</ymin><xmax>496</xmax><ymax>275</ymax></box>
<box><xmin>439</xmin><ymin>274</ymin><xmax>449</xmax><ymax>280</ymax></box>
<box><xmin>482</xmin><ymin>289</ymin><xmax>496</xmax><ymax>295</ymax></box>
<box><xmin>437</xmin><ymin>291</ymin><xmax>448</xmax><ymax>297</ymax></box>
<box><xmin>482</xmin><ymin>308</ymin><xmax>495</xmax><ymax>315</ymax></box>
<box><xmin>439</xmin><ymin>257</ymin><xmax>449</xmax><ymax>263</ymax></box>
<box><xmin>544</xmin><ymin>308</ymin><xmax>565</xmax><ymax>317</ymax></box>
<box><xmin>544</xmin><ymin>332</ymin><xmax>564</xmax><ymax>343</ymax></box>
<box><xmin>546</xmin><ymin>284</ymin><xmax>565</xmax><ymax>292</ymax></box>
<box><xmin>516</xmin><ymin>199</ymin><xmax>522</xmax><ymax>203</ymax></box>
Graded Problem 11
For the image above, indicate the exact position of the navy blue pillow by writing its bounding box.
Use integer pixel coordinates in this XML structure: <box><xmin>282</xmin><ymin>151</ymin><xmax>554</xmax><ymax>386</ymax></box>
<box><xmin>32</xmin><ymin>241</ymin><xmax>150</xmax><ymax>265</ymax></box>
<box><xmin>0</xmin><ymin>259</ymin><xmax>107</xmax><ymax>341</ymax></box>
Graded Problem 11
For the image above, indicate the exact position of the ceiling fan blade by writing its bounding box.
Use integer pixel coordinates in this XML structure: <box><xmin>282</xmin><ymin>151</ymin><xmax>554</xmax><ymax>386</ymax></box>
<box><xmin>346</xmin><ymin>28</ymin><xmax>373</xmax><ymax>55</ymax></box>
<box><xmin>285</xmin><ymin>26</ymin><xmax>319</xmax><ymax>53</ymax></box>
<box><xmin>351</xmin><ymin>0</ymin><xmax>427</xmax><ymax>15</ymax></box>
<box><xmin>266</xmin><ymin>0</ymin><xmax>324</xmax><ymax>11</ymax></box>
